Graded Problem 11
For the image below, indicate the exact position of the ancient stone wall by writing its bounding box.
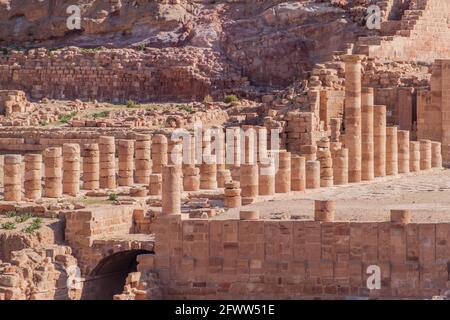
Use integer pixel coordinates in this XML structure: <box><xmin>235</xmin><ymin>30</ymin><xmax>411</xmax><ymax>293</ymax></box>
<box><xmin>360</xmin><ymin>0</ymin><xmax>450</xmax><ymax>63</ymax></box>
<box><xmin>150</xmin><ymin>211</ymin><xmax>450</xmax><ymax>299</ymax></box>
<box><xmin>417</xmin><ymin>59</ymin><xmax>450</xmax><ymax>163</ymax></box>
<box><xmin>0</xmin><ymin>47</ymin><xmax>248</xmax><ymax>102</ymax></box>
<box><xmin>64</xmin><ymin>206</ymin><xmax>153</xmax><ymax>274</ymax></box>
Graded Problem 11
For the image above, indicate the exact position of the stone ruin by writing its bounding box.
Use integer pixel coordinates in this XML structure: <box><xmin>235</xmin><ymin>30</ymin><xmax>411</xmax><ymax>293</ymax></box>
<box><xmin>0</xmin><ymin>0</ymin><xmax>450</xmax><ymax>301</ymax></box>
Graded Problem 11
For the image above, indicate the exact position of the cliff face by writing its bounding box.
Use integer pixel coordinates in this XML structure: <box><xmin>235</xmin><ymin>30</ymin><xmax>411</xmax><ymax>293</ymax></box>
<box><xmin>0</xmin><ymin>0</ymin><xmax>365</xmax><ymax>88</ymax></box>
<box><xmin>0</xmin><ymin>0</ymin><xmax>447</xmax><ymax>101</ymax></box>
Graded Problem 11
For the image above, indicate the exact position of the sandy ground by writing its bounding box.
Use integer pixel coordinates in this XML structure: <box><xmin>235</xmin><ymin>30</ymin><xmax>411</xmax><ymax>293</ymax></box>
<box><xmin>222</xmin><ymin>168</ymin><xmax>450</xmax><ymax>223</ymax></box>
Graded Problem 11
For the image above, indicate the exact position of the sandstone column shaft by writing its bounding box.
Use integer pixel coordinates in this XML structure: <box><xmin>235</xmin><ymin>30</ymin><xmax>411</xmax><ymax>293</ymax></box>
<box><xmin>44</xmin><ymin>147</ymin><xmax>62</xmax><ymax>198</ymax></box>
<box><xmin>4</xmin><ymin>155</ymin><xmax>21</xmax><ymax>201</ymax></box>
<box><xmin>152</xmin><ymin>134</ymin><xmax>168</xmax><ymax>174</ymax></box>
<box><xmin>24</xmin><ymin>154</ymin><xmax>41</xmax><ymax>200</ymax></box>
<box><xmin>306</xmin><ymin>160</ymin><xmax>320</xmax><ymax>189</ymax></box>
<box><xmin>332</xmin><ymin>148</ymin><xmax>348</xmax><ymax>185</ymax></box>
<box><xmin>386</xmin><ymin>127</ymin><xmax>398</xmax><ymax>176</ymax></box>
<box><xmin>409</xmin><ymin>141</ymin><xmax>420</xmax><ymax>172</ymax></box>
<box><xmin>99</xmin><ymin>136</ymin><xmax>116</xmax><ymax>189</ymax></box>
<box><xmin>63</xmin><ymin>143</ymin><xmax>81</xmax><ymax>196</ymax></box>
<box><xmin>420</xmin><ymin>139</ymin><xmax>432</xmax><ymax>170</ymax></box>
<box><xmin>240</xmin><ymin>164</ymin><xmax>258</xmax><ymax>204</ymax></box>
<box><xmin>275</xmin><ymin>151</ymin><xmax>291</xmax><ymax>193</ymax></box>
<box><xmin>118</xmin><ymin>140</ymin><xmax>135</xmax><ymax>186</ymax></box>
<box><xmin>431</xmin><ymin>142</ymin><xmax>442</xmax><ymax>168</ymax></box>
<box><xmin>83</xmin><ymin>144</ymin><xmax>100</xmax><ymax>190</ymax></box>
<box><xmin>361</xmin><ymin>87</ymin><xmax>374</xmax><ymax>181</ymax></box>
<box><xmin>374</xmin><ymin>105</ymin><xmax>387</xmax><ymax>177</ymax></box>
<box><xmin>291</xmin><ymin>155</ymin><xmax>306</xmax><ymax>191</ymax></box>
<box><xmin>397</xmin><ymin>130</ymin><xmax>410</xmax><ymax>174</ymax></box>
<box><xmin>134</xmin><ymin>134</ymin><xmax>152</xmax><ymax>185</ymax></box>
<box><xmin>343</xmin><ymin>55</ymin><xmax>362</xmax><ymax>183</ymax></box>
<box><xmin>162</xmin><ymin>165</ymin><xmax>181</xmax><ymax>215</ymax></box>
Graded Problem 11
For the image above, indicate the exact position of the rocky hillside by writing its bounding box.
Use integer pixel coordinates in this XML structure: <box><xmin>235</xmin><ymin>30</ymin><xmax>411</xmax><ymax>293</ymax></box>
<box><xmin>0</xmin><ymin>0</ymin><xmax>369</xmax><ymax>88</ymax></box>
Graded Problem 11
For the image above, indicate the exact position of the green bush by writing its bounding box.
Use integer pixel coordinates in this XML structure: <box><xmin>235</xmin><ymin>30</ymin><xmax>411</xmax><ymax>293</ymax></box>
<box><xmin>108</xmin><ymin>193</ymin><xmax>118</xmax><ymax>201</ymax></box>
<box><xmin>1</xmin><ymin>222</ymin><xmax>16</xmax><ymax>230</ymax></box>
<box><xmin>126</xmin><ymin>100</ymin><xmax>139</xmax><ymax>108</ymax></box>
<box><xmin>59</xmin><ymin>112</ymin><xmax>76</xmax><ymax>124</ymax></box>
<box><xmin>92</xmin><ymin>111</ymin><xmax>110</xmax><ymax>119</ymax></box>
<box><xmin>23</xmin><ymin>218</ymin><xmax>42</xmax><ymax>234</ymax></box>
<box><xmin>224</xmin><ymin>94</ymin><xmax>239</xmax><ymax>104</ymax></box>
<box><xmin>5</xmin><ymin>211</ymin><xmax>16</xmax><ymax>218</ymax></box>
<box><xmin>177</xmin><ymin>104</ymin><xmax>194</xmax><ymax>114</ymax></box>
<box><xmin>15</xmin><ymin>213</ymin><xmax>33</xmax><ymax>224</ymax></box>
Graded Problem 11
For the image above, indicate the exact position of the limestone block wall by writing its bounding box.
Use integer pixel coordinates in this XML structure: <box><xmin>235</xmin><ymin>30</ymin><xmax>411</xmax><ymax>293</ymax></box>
<box><xmin>151</xmin><ymin>214</ymin><xmax>450</xmax><ymax>299</ymax></box>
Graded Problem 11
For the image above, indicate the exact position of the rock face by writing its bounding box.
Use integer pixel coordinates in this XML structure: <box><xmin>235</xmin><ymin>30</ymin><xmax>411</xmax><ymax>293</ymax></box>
<box><xmin>0</xmin><ymin>0</ymin><xmax>365</xmax><ymax>92</ymax></box>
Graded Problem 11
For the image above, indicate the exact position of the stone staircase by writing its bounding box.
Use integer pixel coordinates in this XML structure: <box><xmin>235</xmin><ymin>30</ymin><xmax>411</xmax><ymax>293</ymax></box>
<box><xmin>356</xmin><ymin>0</ymin><xmax>450</xmax><ymax>62</ymax></box>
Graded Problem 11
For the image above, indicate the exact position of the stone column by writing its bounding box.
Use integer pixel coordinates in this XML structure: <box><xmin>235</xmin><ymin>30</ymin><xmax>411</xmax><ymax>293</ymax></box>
<box><xmin>332</xmin><ymin>148</ymin><xmax>349</xmax><ymax>185</ymax></box>
<box><xmin>374</xmin><ymin>105</ymin><xmax>387</xmax><ymax>177</ymax></box>
<box><xmin>330</xmin><ymin>118</ymin><xmax>341</xmax><ymax>142</ymax></box>
<box><xmin>227</xmin><ymin>127</ymin><xmax>241</xmax><ymax>182</ymax></box>
<box><xmin>314</xmin><ymin>200</ymin><xmax>335</xmax><ymax>222</ymax></box>
<box><xmin>224</xmin><ymin>182</ymin><xmax>241</xmax><ymax>208</ymax></box>
<box><xmin>275</xmin><ymin>150</ymin><xmax>291</xmax><ymax>193</ymax></box>
<box><xmin>182</xmin><ymin>134</ymin><xmax>200</xmax><ymax>191</ymax></box>
<box><xmin>162</xmin><ymin>165</ymin><xmax>181</xmax><ymax>215</ymax></box>
<box><xmin>343</xmin><ymin>55</ymin><xmax>362</xmax><ymax>183</ymax></box>
<box><xmin>24</xmin><ymin>154</ymin><xmax>41</xmax><ymax>200</ymax></box>
<box><xmin>306</xmin><ymin>160</ymin><xmax>320</xmax><ymax>189</ymax></box>
<box><xmin>256</xmin><ymin>126</ymin><xmax>269</xmax><ymax>163</ymax></box>
<box><xmin>390</xmin><ymin>209</ymin><xmax>411</xmax><ymax>225</ymax></box>
<box><xmin>44</xmin><ymin>147</ymin><xmax>62</xmax><ymax>198</ymax></box>
<box><xmin>214</xmin><ymin>127</ymin><xmax>230</xmax><ymax>187</ymax></box>
<box><xmin>4</xmin><ymin>155</ymin><xmax>21</xmax><ymax>201</ymax></box>
<box><xmin>200</xmin><ymin>161</ymin><xmax>217</xmax><ymax>190</ymax></box>
<box><xmin>183</xmin><ymin>167</ymin><xmax>200</xmax><ymax>191</ymax></box>
<box><xmin>397</xmin><ymin>130</ymin><xmax>410</xmax><ymax>174</ymax></box>
<box><xmin>149</xmin><ymin>174</ymin><xmax>162</xmax><ymax>196</ymax></box>
<box><xmin>259</xmin><ymin>156</ymin><xmax>275</xmax><ymax>196</ymax></box>
<box><xmin>240</xmin><ymin>164</ymin><xmax>258</xmax><ymax>204</ymax></box>
<box><xmin>134</xmin><ymin>134</ymin><xmax>152</xmax><ymax>185</ymax></box>
<box><xmin>409</xmin><ymin>141</ymin><xmax>420</xmax><ymax>172</ymax></box>
<box><xmin>99</xmin><ymin>136</ymin><xmax>116</xmax><ymax>189</ymax></box>
<box><xmin>419</xmin><ymin>139</ymin><xmax>432</xmax><ymax>170</ymax></box>
<box><xmin>168</xmin><ymin>138</ymin><xmax>182</xmax><ymax>167</ymax></box>
<box><xmin>118</xmin><ymin>140</ymin><xmax>134</xmax><ymax>186</ymax></box>
<box><xmin>200</xmin><ymin>131</ymin><xmax>217</xmax><ymax>190</ymax></box>
<box><xmin>361</xmin><ymin>87</ymin><xmax>374</xmax><ymax>181</ymax></box>
<box><xmin>386</xmin><ymin>127</ymin><xmax>398</xmax><ymax>176</ymax></box>
<box><xmin>317</xmin><ymin>149</ymin><xmax>333</xmax><ymax>187</ymax></box>
<box><xmin>151</xmin><ymin>134</ymin><xmax>168</xmax><ymax>174</ymax></box>
<box><xmin>291</xmin><ymin>155</ymin><xmax>306</xmax><ymax>192</ymax></box>
<box><xmin>431</xmin><ymin>142</ymin><xmax>442</xmax><ymax>168</ymax></box>
<box><xmin>301</xmin><ymin>145</ymin><xmax>317</xmax><ymax>161</ymax></box>
<box><xmin>83</xmin><ymin>144</ymin><xmax>99</xmax><ymax>190</ymax></box>
<box><xmin>240</xmin><ymin>210</ymin><xmax>259</xmax><ymax>220</ymax></box>
<box><xmin>242</xmin><ymin>125</ymin><xmax>256</xmax><ymax>165</ymax></box>
<box><xmin>63</xmin><ymin>144</ymin><xmax>81</xmax><ymax>196</ymax></box>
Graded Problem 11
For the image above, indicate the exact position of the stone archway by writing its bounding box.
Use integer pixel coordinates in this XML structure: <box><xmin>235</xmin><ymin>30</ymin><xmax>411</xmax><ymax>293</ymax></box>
<box><xmin>81</xmin><ymin>249</ymin><xmax>152</xmax><ymax>300</ymax></box>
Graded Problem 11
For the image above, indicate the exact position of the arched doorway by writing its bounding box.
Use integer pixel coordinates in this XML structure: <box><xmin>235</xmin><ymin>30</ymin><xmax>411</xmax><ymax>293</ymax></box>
<box><xmin>82</xmin><ymin>249</ymin><xmax>152</xmax><ymax>300</ymax></box>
